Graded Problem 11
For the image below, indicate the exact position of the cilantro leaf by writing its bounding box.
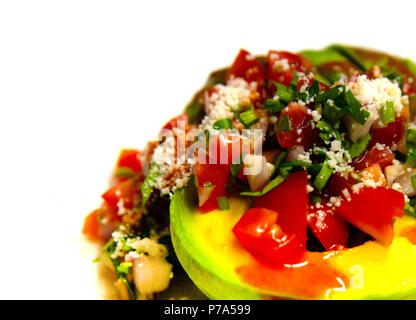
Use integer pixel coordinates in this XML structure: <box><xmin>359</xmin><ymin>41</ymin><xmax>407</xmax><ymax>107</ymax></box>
<box><xmin>349</xmin><ymin>134</ymin><xmax>372</xmax><ymax>159</ymax></box>
<box><xmin>240</xmin><ymin>175</ymin><xmax>286</xmax><ymax>197</ymax></box>
<box><xmin>141</xmin><ymin>162</ymin><xmax>160</xmax><ymax>207</ymax></box>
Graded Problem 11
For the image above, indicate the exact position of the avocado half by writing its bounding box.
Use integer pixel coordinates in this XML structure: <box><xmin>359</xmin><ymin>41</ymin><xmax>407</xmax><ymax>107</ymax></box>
<box><xmin>170</xmin><ymin>182</ymin><xmax>416</xmax><ymax>299</ymax></box>
<box><xmin>170</xmin><ymin>45</ymin><xmax>416</xmax><ymax>299</ymax></box>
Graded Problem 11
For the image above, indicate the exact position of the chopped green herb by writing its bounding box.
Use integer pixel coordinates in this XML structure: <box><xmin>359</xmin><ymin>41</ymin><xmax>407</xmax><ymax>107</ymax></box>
<box><xmin>307</xmin><ymin>80</ymin><xmax>321</xmax><ymax>99</ymax></box>
<box><xmin>116</xmin><ymin>262</ymin><xmax>133</xmax><ymax>274</ymax></box>
<box><xmin>405</xmin><ymin>202</ymin><xmax>416</xmax><ymax>217</ymax></box>
<box><xmin>322</xmin><ymin>101</ymin><xmax>343</xmax><ymax>122</ymax></box>
<box><xmin>316</xmin><ymin>120</ymin><xmax>341</xmax><ymax>142</ymax></box>
<box><xmin>407</xmin><ymin>127</ymin><xmax>416</xmax><ymax>144</ymax></box>
<box><xmin>315</xmin><ymin>85</ymin><xmax>344</xmax><ymax>104</ymax></box>
<box><xmin>313</xmin><ymin>161</ymin><xmax>333</xmax><ymax>192</ymax></box>
<box><xmin>274</xmin><ymin>83</ymin><xmax>293</xmax><ymax>103</ymax></box>
<box><xmin>240</xmin><ymin>175</ymin><xmax>286</xmax><ymax>197</ymax></box>
<box><xmin>115</xmin><ymin>167</ymin><xmax>135</xmax><ymax>178</ymax></box>
<box><xmin>264</xmin><ymin>98</ymin><xmax>284</xmax><ymax>113</ymax></box>
<box><xmin>102</xmin><ymin>239</ymin><xmax>136</xmax><ymax>300</ymax></box>
<box><xmin>230</xmin><ymin>161</ymin><xmax>244</xmax><ymax>178</ymax></box>
<box><xmin>203</xmin><ymin>181</ymin><xmax>214</xmax><ymax>188</ymax></box>
<box><xmin>92</xmin><ymin>257</ymin><xmax>100</xmax><ymax>263</ymax></box>
<box><xmin>316</xmin><ymin>85</ymin><xmax>369</xmax><ymax>125</ymax></box>
<box><xmin>310</xmin><ymin>195</ymin><xmax>322</xmax><ymax>204</ymax></box>
<box><xmin>308</xmin><ymin>163</ymin><xmax>323</xmax><ymax>176</ymax></box>
<box><xmin>380</xmin><ymin>101</ymin><xmax>395</xmax><ymax>124</ymax></box>
<box><xmin>349</xmin><ymin>134</ymin><xmax>372</xmax><ymax>158</ymax></box>
<box><xmin>238</xmin><ymin>109</ymin><xmax>259</xmax><ymax>128</ymax></box>
<box><xmin>279</xmin><ymin>165</ymin><xmax>293</xmax><ymax>178</ymax></box>
<box><xmin>121</xmin><ymin>241</ymin><xmax>135</xmax><ymax>252</ymax></box>
<box><xmin>343</xmin><ymin>90</ymin><xmax>370</xmax><ymax>125</ymax></box>
<box><xmin>213</xmin><ymin>118</ymin><xmax>233</xmax><ymax>130</ymax></box>
<box><xmin>217</xmin><ymin>196</ymin><xmax>230</xmax><ymax>210</ymax></box>
<box><xmin>406</xmin><ymin>128</ymin><xmax>416</xmax><ymax>167</ymax></box>
<box><xmin>274</xmin><ymin>151</ymin><xmax>288</xmax><ymax>168</ymax></box>
<box><xmin>276</xmin><ymin>114</ymin><xmax>291</xmax><ymax>132</ymax></box>
<box><xmin>279</xmin><ymin>160</ymin><xmax>312</xmax><ymax>168</ymax></box>
<box><xmin>141</xmin><ymin>162</ymin><xmax>160</xmax><ymax>207</ymax></box>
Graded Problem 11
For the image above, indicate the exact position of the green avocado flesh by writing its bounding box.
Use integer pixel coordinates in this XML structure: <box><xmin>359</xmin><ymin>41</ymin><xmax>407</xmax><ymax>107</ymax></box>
<box><xmin>170</xmin><ymin>183</ymin><xmax>416</xmax><ymax>300</ymax></box>
<box><xmin>171</xmin><ymin>45</ymin><xmax>416</xmax><ymax>299</ymax></box>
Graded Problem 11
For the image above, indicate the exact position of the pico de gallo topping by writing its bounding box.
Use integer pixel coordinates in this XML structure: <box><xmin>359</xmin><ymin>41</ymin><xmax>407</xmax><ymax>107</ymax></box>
<box><xmin>83</xmin><ymin>45</ymin><xmax>416</xmax><ymax>299</ymax></box>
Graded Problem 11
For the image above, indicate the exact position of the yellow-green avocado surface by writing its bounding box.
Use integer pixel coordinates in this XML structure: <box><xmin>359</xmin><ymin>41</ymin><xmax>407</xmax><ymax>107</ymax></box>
<box><xmin>170</xmin><ymin>183</ymin><xmax>416</xmax><ymax>299</ymax></box>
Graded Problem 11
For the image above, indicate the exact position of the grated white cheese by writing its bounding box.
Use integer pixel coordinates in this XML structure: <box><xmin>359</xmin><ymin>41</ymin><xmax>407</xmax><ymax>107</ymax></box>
<box><xmin>296</xmin><ymin>150</ymin><xmax>311</xmax><ymax>164</ymax></box>
<box><xmin>200</xmin><ymin>78</ymin><xmax>255</xmax><ymax>130</ymax></box>
<box><xmin>273</xmin><ymin>58</ymin><xmax>290</xmax><ymax>72</ymax></box>
<box><xmin>151</xmin><ymin>133</ymin><xmax>191</xmax><ymax>196</ymax></box>
<box><xmin>352</xmin><ymin>75</ymin><xmax>404</xmax><ymax>116</ymax></box>
<box><xmin>111</xmin><ymin>227</ymin><xmax>168</xmax><ymax>259</ymax></box>
<box><xmin>346</xmin><ymin>75</ymin><xmax>406</xmax><ymax>142</ymax></box>
<box><xmin>315</xmin><ymin>142</ymin><xmax>352</xmax><ymax>175</ymax></box>
<box><xmin>329</xmin><ymin>196</ymin><xmax>343</xmax><ymax>207</ymax></box>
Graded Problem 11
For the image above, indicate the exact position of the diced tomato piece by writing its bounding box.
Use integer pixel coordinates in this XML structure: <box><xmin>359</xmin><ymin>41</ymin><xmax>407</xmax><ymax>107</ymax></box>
<box><xmin>335</xmin><ymin>187</ymin><xmax>405</xmax><ymax>246</ymax></box>
<box><xmin>101</xmin><ymin>178</ymin><xmax>137</xmax><ymax>213</ymax></box>
<box><xmin>368</xmin><ymin>116</ymin><xmax>405</xmax><ymax>149</ymax></box>
<box><xmin>232</xmin><ymin>208</ymin><xmax>304</xmax><ymax>266</ymax></box>
<box><xmin>328</xmin><ymin>173</ymin><xmax>356</xmax><ymax>197</ymax></box>
<box><xmin>117</xmin><ymin>149</ymin><xmax>142</xmax><ymax>173</ymax></box>
<box><xmin>307</xmin><ymin>200</ymin><xmax>349</xmax><ymax>251</ymax></box>
<box><xmin>296</xmin><ymin>75</ymin><xmax>314</xmax><ymax>92</ymax></box>
<box><xmin>233</xmin><ymin>208</ymin><xmax>278</xmax><ymax>245</ymax></box>
<box><xmin>82</xmin><ymin>210</ymin><xmax>100</xmax><ymax>240</ymax></box>
<box><xmin>267</xmin><ymin>51</ymin><xmax>312</xmax><ymax>87</ymax></box>
<box><xmin>254</xmin><ymin>171</ymin><xmax>309</xmax><ymax>247</ymax></box>
<box><xmin>353</xmin><ymin>145</ymin><xmax>395</xmax><ymax>170</ymax></box>
<box><xmin>161</xmin><ymin>113</ymin><xmax>188</xmax><ymax>132</ymax></box>
<box><xmin>236</xmin><ymin>166</ymin><xmax>247</xmax><ymax>182</ymax></box>
<box><xmin>277</xmin><ymin>102</ymin><xmax>319</xmax><ymax>149</ymax></box>
<box><xmin>226</xmin><ymin>49</ymin><xmax>264</xmax><ymax>84</ymax></box>
<box><xmin>403</xmin><ymin>83</ymin><xmax>415</xmax><ymax>96</ymax></box>
<box><xmin>195</xmin><ymin>161</ymin><xmax>229</xmax><ymax>213</ymax></box>
<box><xmin>83</xmin><ymin>205</ymin><xmax>120</xmax><ymax>241</ymax></box>
<box><xmin>195</xmin><ymin>133</ymin><xmax>251</xmax><ymax>213</ymax></box>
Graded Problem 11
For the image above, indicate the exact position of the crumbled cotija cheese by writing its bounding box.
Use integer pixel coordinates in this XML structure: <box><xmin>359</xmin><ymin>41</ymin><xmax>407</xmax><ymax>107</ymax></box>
<box><xmin>200</xmin><ymin>78</ymin><xmax>255</xmax><ymax>130</ymax></box>
<box><xmin>151</xmin><ymin>133</ymin><xmax>191</xmax><ymax>196</ymax></box>
<box><xmin>346</xmin><ymin>75</ymin><xmax>406</xmax><ymax>142</ymax></box>
<box><xmin>273</xmin><ymin>58</ymin><xmax>290</xmax><ymax>72</ymax></box>
<box><xmin>111</xmin><ymin>227</ymin><xmax>169</xmax><ymax>259</ymax></box>
<box><xmin>351</xmin><ymin>75</ymin><xmax>404</xmax><ymax>123</ymax></box>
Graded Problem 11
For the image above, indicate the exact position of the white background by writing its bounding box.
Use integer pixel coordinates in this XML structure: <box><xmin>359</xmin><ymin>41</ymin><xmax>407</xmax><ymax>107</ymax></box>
<box><xmin>0</xmin><ymin>0</ymin><xmax>415</xmax><ymax>299</ymax></box>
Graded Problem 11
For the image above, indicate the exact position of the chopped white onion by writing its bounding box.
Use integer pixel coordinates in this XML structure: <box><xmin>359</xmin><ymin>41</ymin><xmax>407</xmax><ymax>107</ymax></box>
<box><xmin>198</xmin><ymin>185</ymin><xmax>216</xmax><ymax>207</ymax></box>
<box><xmin>385</xmin><ymin>161</ymin><xmax>406</xmax><ymax>187</ymax></box>
<box><xmin>132</xmin><ymin>255</ymin><xmax>173</xmax><ymax>297</ymax></box>
<box><xmin>393</xmin><ymin>168</ymin><xmax>416</xmax><ymax>196</ymax></box>
<box><xmin>287</xmin><ymin>146</ymin><xmax>305</xmax><ymax>161</ymax></box>
<box><xmin>243</xmin><ymin>154</ymin><xmax>275</xmax><ymax>192</ymax></box>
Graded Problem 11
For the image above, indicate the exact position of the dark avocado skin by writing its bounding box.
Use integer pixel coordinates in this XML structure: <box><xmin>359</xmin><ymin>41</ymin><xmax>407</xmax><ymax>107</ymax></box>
<box><xmin>172</xmin><ymin>46</ymin><xmax>416</xmax><ymax>300</ymax></box>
